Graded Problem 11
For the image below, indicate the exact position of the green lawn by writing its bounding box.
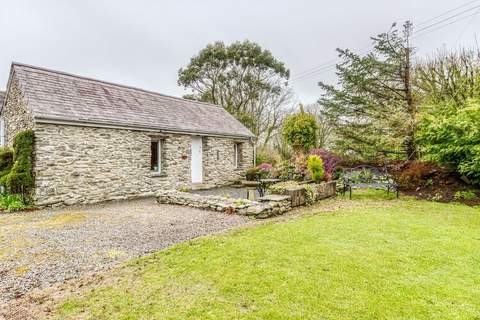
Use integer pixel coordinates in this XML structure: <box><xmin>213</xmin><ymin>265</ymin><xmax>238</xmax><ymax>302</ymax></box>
<box><xmin>55</xmin><ymin>191</ymin><xmax>480</xmax><ymax>319</ymax></box>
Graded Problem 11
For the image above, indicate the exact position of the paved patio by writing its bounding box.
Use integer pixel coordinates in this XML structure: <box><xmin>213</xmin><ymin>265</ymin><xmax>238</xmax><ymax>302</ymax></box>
<box><xmin>191</xmin><ymin>186</ymin><xmax>261</xmax><ymax>199</ymax></box>
<box><xmin>0</xmin><ymin>198</ymin><xmax>250</xmax><ymax>306</ymax></box>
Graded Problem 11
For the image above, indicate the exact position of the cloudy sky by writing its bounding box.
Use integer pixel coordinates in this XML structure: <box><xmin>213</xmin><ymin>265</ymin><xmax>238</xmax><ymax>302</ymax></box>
<box><xmin>1</xmin><ymin>0</ymin><xmax>480</xmax><ymax>104</ymax></box>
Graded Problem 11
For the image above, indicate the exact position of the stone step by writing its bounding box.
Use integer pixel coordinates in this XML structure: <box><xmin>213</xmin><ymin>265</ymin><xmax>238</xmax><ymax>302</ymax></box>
<box><xmin>190</xmin><ymin>183</ymin><xmax>215</xmax><ymax>191</ymax></box>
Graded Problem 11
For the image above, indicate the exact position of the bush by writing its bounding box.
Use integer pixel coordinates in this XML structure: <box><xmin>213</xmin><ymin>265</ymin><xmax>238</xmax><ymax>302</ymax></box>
<box><xmin>255</xmin><ymin>147</ymin><xmax>280</xmax><ymax>166</ymax></box>
<box><xmin>417</xmin><ymin>100</ymin><xmax>480</xmax><ymax>185</ymax></box>
<box><xmin>453</xmin><ymin>190</ymin><xmax>477</xmax><ymax>201</ymax></box>
<box><xmin>1</xmin><ymin>130</ymin><xmax>34</xmax><ymax>203</ymax></box>
<box><xmin>309</xmin><ymin>149</ymin><xmax>341</xmax><ymax>181</ymax></box>
<box><xmin>245</xmin><ymin>167</ymin><xmax>261</xmax><ymax>181</ymax></box>
<box><xmin>0</xmin><ymin>147</ymin><xmax>13</xmax><ymax>181</ymax></box>
<box><xmin>307</xmin><ymin>155</ymin><xmax>324</xmax><ymax>182</ymax></box>
<box><xmin>269</xmin><ymin>180</ymin><xmax>317</xmax><ymax>205</ymax></box>
<box><xmin>257</xmin><ymin>163</ymin><xmax>273</xmax><ymax>178</ymax></box>
<box><xmin>282</xmin><ymin>107</ymin><xmax>318</xmax><ymax>152</ymax></box>
<box><xmin>0</xmin><ymin>193</ymin><xmax>30</xmax><ymax>212</ymax></box>
<box><xmin>397</xmin><ymin>161</ymin><xmax>436</xmax><ymax>187</ymax></box>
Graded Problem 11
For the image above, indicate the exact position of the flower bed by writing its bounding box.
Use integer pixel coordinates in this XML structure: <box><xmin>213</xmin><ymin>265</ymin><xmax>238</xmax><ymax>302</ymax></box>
<box><xmin>269</xmin><ymin>180</ymin><xmax>337</xmax><ymax>206</ymax></box>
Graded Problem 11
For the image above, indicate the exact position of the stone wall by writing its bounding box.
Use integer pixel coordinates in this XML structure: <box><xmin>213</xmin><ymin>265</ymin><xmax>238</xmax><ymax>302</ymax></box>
<box><xmin>157</xmin><ymin>190</ymin><xmax>291</xmax><ymax>219</ymax></box>
<box><xmin>1</xmin><ymin>76</ymin><xmax>35</xmax><ymax>146</ymax></box>
<box><xmin>33</xmin><ymin>123</ymin><xmax>254</xmax><ymax>206</ymax></box>
<box><xmin>203</xmin><ymin>136</ymin><xmax>253</xmax><ymax>185</ymax></box>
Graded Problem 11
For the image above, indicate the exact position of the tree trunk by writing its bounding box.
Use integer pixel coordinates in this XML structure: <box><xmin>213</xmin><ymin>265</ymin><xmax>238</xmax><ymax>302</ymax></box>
<box><xmin>404</xmin><ymin>43</ymin><xmax>417</xmax><ymax>160</ymax></box>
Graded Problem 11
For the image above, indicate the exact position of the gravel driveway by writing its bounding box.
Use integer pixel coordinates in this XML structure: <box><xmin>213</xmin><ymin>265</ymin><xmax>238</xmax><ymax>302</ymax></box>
<box><xmin>0</xmin><ymin>198</ymin><xmax>250</xmax><ymax>306</ymax></box>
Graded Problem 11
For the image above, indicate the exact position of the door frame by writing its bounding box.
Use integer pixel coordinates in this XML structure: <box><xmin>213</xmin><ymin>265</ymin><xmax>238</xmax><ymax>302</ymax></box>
<box><xmin>191</xmin><ymin>136</ymin><xmax>203</xmax><ymax>183</ymax></box>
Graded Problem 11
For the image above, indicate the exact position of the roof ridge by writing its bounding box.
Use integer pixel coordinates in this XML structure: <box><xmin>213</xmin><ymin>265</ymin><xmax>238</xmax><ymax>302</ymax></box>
<box><xmin>11</xmin><ymin>62</ymin><xmax>222</xmax><ymax>109</ymax></box>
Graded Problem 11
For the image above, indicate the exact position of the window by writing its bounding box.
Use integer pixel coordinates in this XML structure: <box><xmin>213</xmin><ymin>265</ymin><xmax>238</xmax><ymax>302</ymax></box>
<box><xmin>234</xmin><ymin>143</ymin><xmax>242</xmax><ymax>168</ymax></box>
<box><xmin>150</xmin><ymin>140</ymin><xmax>162</xmax><ymax>172</ymax></box>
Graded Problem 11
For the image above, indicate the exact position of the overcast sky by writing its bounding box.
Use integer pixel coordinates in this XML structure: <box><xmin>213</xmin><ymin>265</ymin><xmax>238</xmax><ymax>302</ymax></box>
<box><xmin>1</xmin><ymin>0</ymin><xmax>480</xmax><ymax>105</ymax></box>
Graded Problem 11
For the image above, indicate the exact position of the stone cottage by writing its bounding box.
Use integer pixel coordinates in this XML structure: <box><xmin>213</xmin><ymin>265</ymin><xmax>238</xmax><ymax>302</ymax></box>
<box><xmin>0</xmin><ymin>63</ymin><xmax>255</xmax><ymax>206</ymax></box>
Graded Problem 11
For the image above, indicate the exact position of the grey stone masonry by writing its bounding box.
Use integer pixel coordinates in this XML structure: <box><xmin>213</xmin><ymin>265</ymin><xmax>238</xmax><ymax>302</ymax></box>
<box><xmin>1</xmin><ymin>67</ymin><xmax>255</xmax><ymax>207</ymax></box>
<box><xmin>2</xmin><ymin>77</ymin><xmax>34</xmax><ymax>146</ymax></box>
<box><xmin>156</xmin><ymin>190</ymin><xmax>291</xmax><ymax>219</ymax></box>
<box><xmin>33</xmin><ymin>123</ymin><xmax>253</xmax><ymax>206</ymax></box>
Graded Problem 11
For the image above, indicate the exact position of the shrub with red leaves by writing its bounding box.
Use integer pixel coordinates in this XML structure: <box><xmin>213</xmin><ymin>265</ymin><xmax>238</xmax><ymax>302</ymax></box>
<box><xmin>396</xmin><ymin>161</ymin><xmax>437</xmax><ymax>187</ymax></box>
<box><xmin>309</xmin><ymin>149</ymin><xmax>341</xmax><ymax>181</ymax></box>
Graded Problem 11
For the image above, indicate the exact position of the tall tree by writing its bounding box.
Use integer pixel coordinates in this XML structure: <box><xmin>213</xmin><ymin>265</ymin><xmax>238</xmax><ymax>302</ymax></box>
<box><xmin>178</xmin><ymin>40</ymin><xmax>291</xmax><ymax>144</ymax></box>
<box><xmin>319</xmin><ymin>22</ymin><xmax>418</xmax><ymax>160</ymax></box>
<box><xmin>304</xmin><ymin>103</ymin><xmax>334</xmax><ymax>148</ymax></box>
<box><xmin>415</xmin><ymin>48</ymin><xmax>480</xmax><ymax>106</ymax></box>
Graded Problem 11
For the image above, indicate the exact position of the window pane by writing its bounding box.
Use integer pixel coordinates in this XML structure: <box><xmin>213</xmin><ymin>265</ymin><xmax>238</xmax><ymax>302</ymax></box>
<box><xmin>151</xmin><ymin>141</ymin><xmax>159</xmax><ymax>171</ymax></box>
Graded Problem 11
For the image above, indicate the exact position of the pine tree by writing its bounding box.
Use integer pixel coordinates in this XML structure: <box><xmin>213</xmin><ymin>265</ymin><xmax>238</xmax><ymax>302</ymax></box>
<box><xmin>319</xmin><ymin>22</ymin><xmax>417</xmax><ymax>160</ymax></box>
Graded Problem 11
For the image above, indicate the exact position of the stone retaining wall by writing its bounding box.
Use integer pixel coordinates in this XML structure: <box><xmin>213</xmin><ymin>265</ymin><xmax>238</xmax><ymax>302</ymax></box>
<box><xmin>157</xmin><ymin>190</ymin><xmax>291</xmax><ymax>219</ymax></box>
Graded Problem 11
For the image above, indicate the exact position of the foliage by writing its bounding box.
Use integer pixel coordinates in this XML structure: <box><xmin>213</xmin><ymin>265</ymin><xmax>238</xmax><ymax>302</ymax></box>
<box><xmin>304</xmin><ymin>103</ymin><xmax>334</xmax><ymax>148</ymax></box>
<box><xmin>178</xmin><ymin>40</ymin><xmax>292</xmax><ymax>144</ymax></box>
<box><xmin>276</xmin><ymin>160</ymin><xmax>297</xmax><ymax>181</ymax></box>
<box><xmin>319</xmin><ymin>21</ymin><xmax>417</xmax><ymax>160</ymax></box>
<box><xmin>245</xmin><ymin>166</ymin><xmax>261</xmax><ymax>181</ymax></box>
<box><xmin>416</xmin><ymin>100</ymin><xmax>480</xmax><ymax>185</ymax></box>
<box><xmin>269</xmin><ymin>180</ymin><xmax>300</xmax><ymax>194</ymax></box>
<box><xmin>303</xmin><ymin>183</ymin><xmax>317</xmax><ymax>205</ymax></box>
<box><xmin>415</xmin><ymin>48</ymin><xmax>480</xmax><ymax>106</ymax></box>
<box><xmin>178</xmin><ymin>186</ymin><xmax>190</xmax><ymax>192</ymax></box>
<box><xmin>55</xmin><ymin>192</ymin><xmax>480</xmax><ymax>320</ymax></box>
<box><xmin>453</xmin><ymin>191</ymin><xmax>477</xmax><ymax>201</ymax></box>
<box><xmin>233</xmin><ymin>199</ymin><xmax>248</xmax><ymax>206</ymax></box>
<box><xmin>255</xmin><ymin>147</ymin><xmax>280</xmax><ymax>166</ymax></box>
<box><xmin>293</xmin><ymin>153</ymin><xmax>309</xmax><ymax>180</ymax></box>
<box><xmin>246</xmin><ymin>163</ymin><xmax>272</xmax><ymax>181</ymax></box>
<box><xmin>397</xmin><ymin>161</ymin><xmax>436</xmax><ymax>187</ymax></box>
<box><xmin>269</xmin><ymin>180</ymin><xmax>317</xmax><ymax>205</ymax></box>
<box><xmin>307</xmin><ymin>155</ymin><xmax>324</xmax><ymax>182</ymax></box>
<box><xmin>282</xmin><ymin>106</ymin><xmax>318</xmax><ymax>152</ymax></box>
<box><xmin>0</xmin><ymin>147</ymin><xmax>13</xmax><ymax>181</ymax></box>
<box><xmin>0</xmin><ymin>193</ymin><xmax>31</xmax><ymax>212</ymax></box>
<box><xmin>344</xmin><ymin>168</ymin><xmax>375</xmax><ymax>184</ymax></box>
<box><xmin>257</xmin><ymin>163</ymin><xmax>272</xmax><ymax>178</ymax></box>
<box><xmin>1</xmin><ymin>130</ymin><xmax>34</xmax><ymax>203</ymax></box>
<box><xmin>309</xmin><ymin>149</ymin><xmax>341</xmax><ymax>181</ymax></box>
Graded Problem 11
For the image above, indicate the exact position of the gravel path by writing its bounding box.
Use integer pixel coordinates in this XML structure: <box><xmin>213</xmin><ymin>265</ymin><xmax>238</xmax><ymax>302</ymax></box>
<box><xmin>0</xmin><ymin>198</ymin><xmax>250</xmax><ymax>306</ymax></box>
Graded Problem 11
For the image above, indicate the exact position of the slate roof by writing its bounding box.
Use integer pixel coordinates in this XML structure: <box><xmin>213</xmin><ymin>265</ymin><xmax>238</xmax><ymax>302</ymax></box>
<box><xmin>9</xmin><ymin>63</ymin><xmax>255</xmax><ymax>138</ymax></box>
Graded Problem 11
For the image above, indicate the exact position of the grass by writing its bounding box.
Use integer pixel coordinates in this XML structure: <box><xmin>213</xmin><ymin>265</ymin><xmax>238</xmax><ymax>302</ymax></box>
<box><xmin>54</xmin><ymin>190</ymin><xmax>480</xmax><ymax>319</ymax></box>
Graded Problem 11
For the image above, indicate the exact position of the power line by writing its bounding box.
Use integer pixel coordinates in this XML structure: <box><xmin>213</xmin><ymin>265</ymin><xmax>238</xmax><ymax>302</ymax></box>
<box><xmin>455</xmin><ymin>8</ymin><xmax>480</xmax><ymax>44</ymax></box>
<box><xmin>413</xmin><ymin>9</ymin><xmax>480</xmax><ymax>39</ymax></box>
<box><xmin>414</xmin><ymin>3</ymin><xmax>480</xmax><ymax>34</ymax></box>
<box><xmin>289</xmin><ymin>1</ymin><xmax>480</xmax><ymax>84</ymax></box>
<box><xmin>290</xmin><ymin>47</ymin><xmax>371</xmax><ymax>81</ymax></box>
<box><xmin>416</xmin><ymin>0</ymin><xmax>480</xmax><ymax>26</ymax></box>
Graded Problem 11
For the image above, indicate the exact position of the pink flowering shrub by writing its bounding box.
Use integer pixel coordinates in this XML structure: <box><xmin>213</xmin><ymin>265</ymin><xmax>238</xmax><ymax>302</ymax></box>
<box><xmin>258</xmin><ymin>163</ymin><xmax>273</xmax><ymax>178</ymax></box>
<box><xmin>258</xmin><ymin>163</ymin><xmax>273</xmax><ymax>171</ymax></box>
<box><xmin>309</xmin><ymin>149</ymin><xmax>341</xmax><ymax>181</ymax></box>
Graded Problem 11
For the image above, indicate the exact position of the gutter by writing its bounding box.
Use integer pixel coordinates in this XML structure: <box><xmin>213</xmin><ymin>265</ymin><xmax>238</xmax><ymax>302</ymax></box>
<box><xmin>34</xmin><ymin>116</ymin><xmax>256</xmax><ymax>140</ymax></box>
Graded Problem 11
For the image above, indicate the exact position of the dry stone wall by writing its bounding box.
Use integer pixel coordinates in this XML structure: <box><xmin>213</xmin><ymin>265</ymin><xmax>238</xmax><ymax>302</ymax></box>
<box><xmin>33</xmin><ymin>123</ymin><xmax>254</xmax><ymax>206</ymax></box>
<box><xmin>157</xmin><ymin>190</ymin><xmax>291</xmax><ymax>219</ymax></box>
<box><xmin>1</xmin><ymin>76</ymin><xmax>34</xmax><ymax>146</ymax></box>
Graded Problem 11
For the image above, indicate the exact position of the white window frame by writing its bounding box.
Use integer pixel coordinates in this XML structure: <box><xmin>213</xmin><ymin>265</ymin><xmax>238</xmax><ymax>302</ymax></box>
<box><xmin>151</xmin><ymin>140</ymin><xmax>162</xmax><ymax>173</ymax></box>
<box><xmin>234</xmin><ymin>143</ymin><xmax>240</xmax><ymax>169</ymax></box>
